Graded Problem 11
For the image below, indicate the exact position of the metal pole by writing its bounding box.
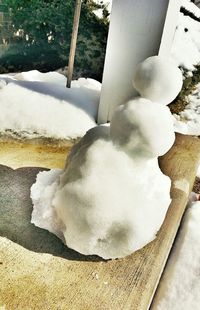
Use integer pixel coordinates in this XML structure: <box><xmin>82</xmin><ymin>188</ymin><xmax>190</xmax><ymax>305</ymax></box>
<box><xmin>67</xmin><ymin>0</ymin><xmax>82</xmax><ymax>88</ymax></box>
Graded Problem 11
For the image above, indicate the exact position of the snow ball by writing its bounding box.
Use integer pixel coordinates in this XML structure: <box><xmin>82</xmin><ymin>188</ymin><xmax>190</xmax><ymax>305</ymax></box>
<box><xmin>31</xmin><ymin>124</ymin><xmax>172</xmax><ymax>259</ymax></box>
<box><xmin>133</xmin><ymin>56</ymin><xmax>183</xmax><ymax>105</ymax></box>
<box><xmin>110</xmin><ymin>98</ymin><xmax>175</xmax><ymax>158</ymax></box>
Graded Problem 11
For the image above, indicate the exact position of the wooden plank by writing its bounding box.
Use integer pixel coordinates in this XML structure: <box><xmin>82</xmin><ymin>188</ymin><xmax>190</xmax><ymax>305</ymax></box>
<box><xmin>0</xmin><ymin>137</ymin><xmax>75</xmax><ymax>169</ymax></box>
<box><xmin>0</xmin><ymin>134</ymin><xmax>200</xmax><ymax>310</ymax></box>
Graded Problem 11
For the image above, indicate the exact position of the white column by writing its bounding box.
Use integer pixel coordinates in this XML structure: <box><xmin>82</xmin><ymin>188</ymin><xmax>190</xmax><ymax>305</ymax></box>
<box><xmin>98</xmin><ymin>0</ymin><xmax>182</xmax><ymax>124</ymax></box>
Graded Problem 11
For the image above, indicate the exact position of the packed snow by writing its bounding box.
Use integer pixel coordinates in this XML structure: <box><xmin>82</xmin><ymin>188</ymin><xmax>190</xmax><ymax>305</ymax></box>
<box><xmin>0</xmin><ymin>71</ymin><xmax>101</xmax><ymax>139</ymax></box>
<box><xmin>31</xmin><ymin>57</ymin><xmax>180</xmax><ymax>259</ymax></box>
<box><xmin>110</xmin><ymin>98</ymin><xmax>175</xmax><ymax>158</ymax></box>
<box><xmin>133</xmin><ymin>56</ymin><xmax>183</xmax><ymax>105</ymax></box>
<box><xmin>31</xmin><ymin>102</ymin><xmax>173</xmax><ymax>259</ymax></box>
<box><xmin>152</xmin><ymin>199</ymin><xmax>200</xmax><ymax>310</ymax></box>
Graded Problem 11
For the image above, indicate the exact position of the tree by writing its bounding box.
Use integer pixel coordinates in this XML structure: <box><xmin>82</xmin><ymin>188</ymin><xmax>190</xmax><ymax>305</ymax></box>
<box><xmin>0</xmin><ymin>0</ymin><xmax>109</xmax><ymax>80</ymax></box>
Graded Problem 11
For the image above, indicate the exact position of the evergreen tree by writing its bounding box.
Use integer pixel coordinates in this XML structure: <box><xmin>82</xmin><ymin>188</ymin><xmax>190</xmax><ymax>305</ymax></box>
<box><xmin>0</xmin><ymin>0</ymin><xmax>109</xmax><ymax>80</ymax></box>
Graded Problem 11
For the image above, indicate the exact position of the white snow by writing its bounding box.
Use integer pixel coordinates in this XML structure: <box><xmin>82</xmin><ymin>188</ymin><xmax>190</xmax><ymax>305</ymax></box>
<box><xmin>14</xmin><ymin>70</ymin><xmax>67</xmax><ymax>84</ymax></box>
<box><xmin>31</xmin><ymin>169</ymin><xmax>64</xmax><ymax>242</ymax></box>
<box><xmin>152</xmin><ymin>201</ymin><xmax>200</xmax><ymax>310</ymax></box>
<box><xmin>133</xmin><ymin>56</ymin><xmax>183</xmax><ymax>105</ymax></box>
<box><xmin>110</xmin><ymin>98</ymin><xmax>175</xmax><ymax>158</ymax></box>
<box><xmin>173</xmin><ymin>83</ymin><xmax>200</xmax><ymax>135</ymax></box>
<box><xmin>93</xmin><ymin>0</ymin><xmax>112</xmax><ymax>19</ymax></box>
<box><xmin>0</xmin><ymin>71</ymin><xmax>101</xmax><ymax>139</ymax></box>
<box><xmin>31</xmin><ymin>97</ymin><xmax>175</xmax><ymax>259</ymax></box>
<box><xmin>170</xmin><ymin>1</ymin><xmax>200</xmax><ymax>135</ymax></box>
<box><xmin>182</xmin><ymin>0</ymin><xmax>200</xmax><ymax>18</ymax></box>
<box><xmin>170</xmin><ymin>2</ymin><xmax>200</xmax><ymax>71</ymax></box>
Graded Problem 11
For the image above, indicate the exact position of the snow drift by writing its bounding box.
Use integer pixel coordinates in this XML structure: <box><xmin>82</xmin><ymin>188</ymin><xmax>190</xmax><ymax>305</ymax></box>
<box><xmin>0</xmin><ymin>71</ymin><xmax>100</xmax><ymax>139</ymax></box>
<box><xmin>152</xmin><ymin>200</ymin><xmax>200</xmax><ymax>310</ymax></box>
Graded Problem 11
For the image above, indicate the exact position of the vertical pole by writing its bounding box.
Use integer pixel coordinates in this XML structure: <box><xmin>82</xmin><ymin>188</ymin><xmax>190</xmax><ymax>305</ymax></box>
<box><xmin>66</xmin><ymin>0</ymin><xmax>82</xmax><ymax>88</ymax></box>
<box><xmin>98</xmin><ymin>0</ymin><xmax>180</xmax><ymax>124</ymax></box>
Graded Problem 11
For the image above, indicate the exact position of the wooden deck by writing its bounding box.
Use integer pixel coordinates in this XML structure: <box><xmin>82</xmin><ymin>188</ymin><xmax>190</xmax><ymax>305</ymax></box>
<box><xmin>0</xmin><ymin>134</ymin><xmax>200</xmax><ymax>310</ymax></box>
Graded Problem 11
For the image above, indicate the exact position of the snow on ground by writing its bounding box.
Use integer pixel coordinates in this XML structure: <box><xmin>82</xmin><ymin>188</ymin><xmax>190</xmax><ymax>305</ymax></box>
<box><xmin>170</xmin><ymin>4</ymin><xmax>200</xmax><ymax>72</ymax></box>
<box><xmin>182</xmin><ymin>0</ymin><xmax>200</xmax><ymax>18</ymax></box>
<box><xmin>174</xmin><ymin>83</ymin><xmax>200</xmax><ymax>135</ymax></box>
<box><xmin>92</xmin><ymin>0</ymin><xmax>112</xmax><ymax>20</ymax></box>
<box><xmin>170</xmin><ymin>0</ymin><xmax>200</xmax><ymax>135</ymax></box>
<box><xmin>0</xmin><ymin>71</ymin><xmax>101</xmax><ymax>139</ymax></box>
<box><xmin>152</xmin><ymin>200</ymin><xmax>200</xmax><ymax>310</ymax></box>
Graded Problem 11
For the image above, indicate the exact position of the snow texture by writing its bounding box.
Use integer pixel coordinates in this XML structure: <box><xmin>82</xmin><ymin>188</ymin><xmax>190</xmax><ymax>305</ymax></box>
<box><xmin>170</xmin><ymin>1</ymin><xmax>200</xmax><ymax>136</ymax></box>
<box><xmin>170</xmin><ymin>1</ymin><xmax>200</xmax><ymax>72</ymax></box>
<box><xmin>0</xmin><ymin>70</ymin><xmax>100</xmax><ymax>139</ymax></box>
<box><xmin>182</xmin><ymin>0</ymin><xmax>200</xmax><ymax>18</ymax></box>
<box><xmin>152</xmin><ymin>201</ymin><xmax>200</xmax><ymax>310</ymax></box>
<box><xmin>110</xmin><ymin>98</ymin><xmax>175</xmax><ymax>158</ymax></box>
<box><xmin>173</xmin><ymin>83</ymin><xmax>200</xmax><ymax>135</ymax></box>
<box><xmin>93</xmin><ymin>0</ymin><xmax>112</xmax><ymax>19</ymax></box>
<box><xmin>31</xmin><ymin>96</ymin><xmax>175</xmax><ymax>259</ymax></box>
<box><xmin>133</xmin><ymin>56</ymin><xmax>183</xmax><ymax>105</ymax></box>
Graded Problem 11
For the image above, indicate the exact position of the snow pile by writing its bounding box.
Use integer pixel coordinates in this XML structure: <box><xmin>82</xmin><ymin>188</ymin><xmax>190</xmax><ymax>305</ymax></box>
<box><xmin>174</xmin><ymin>83</ymin><xmax>200</xmax><ymax>135</ymax></box>
<box><xmin>170</xmin><ymin>1</ymin><xmax>200</xmax><ymax>135</ymax></box>
<box><xmin>14</xmin><ymin>70</ymin><xmax>67</xmax><ymax>84</ymax></box>
<box><xmin>133</xmin><ymin>57</ymin><xmax>183</xmax><ymax>105</ymax></box>
<box><xmin>93</xmin><ymin>0</ymin><xmax>112</xmax><ymax>20</ymax></box>
<box><xmin>170</xmin><ymin>1</ymin><xmax>200</xmax><ymax>72</ymax></box>
<box><xmin>152</xmin><ymin>200</ymin><xmax>200</xmax><ymax>310</ymax></box>
<box><xmin>31</xmin><ymin>57</ymin><xmax>181</xmax><ymax>259</ymax></box>
<box><xmin>0</xmin><ymin>70</ymin><xmax>101</xmax><ymax>139</ymax></box>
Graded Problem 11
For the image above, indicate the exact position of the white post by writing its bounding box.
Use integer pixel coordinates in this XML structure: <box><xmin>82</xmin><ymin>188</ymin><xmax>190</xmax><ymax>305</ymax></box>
<box><xmin>98</xmin><ymin>0</ymin><xmax>182</xmax><ymax>124</ymax></box>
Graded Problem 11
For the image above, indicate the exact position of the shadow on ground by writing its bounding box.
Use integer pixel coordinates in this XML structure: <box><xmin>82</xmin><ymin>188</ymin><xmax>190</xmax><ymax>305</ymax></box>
<box><xmin>0</xmin><ymin>164</ymin><xmax>102</xmax><ymax>262</ymax></box>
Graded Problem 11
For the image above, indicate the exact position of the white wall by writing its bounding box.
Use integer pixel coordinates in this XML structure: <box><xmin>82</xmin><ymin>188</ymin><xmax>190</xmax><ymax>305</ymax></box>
<box><xmin>98</xmin><ymin>0</ymin><xmax>182</xmax><ymax>123</ymax></box>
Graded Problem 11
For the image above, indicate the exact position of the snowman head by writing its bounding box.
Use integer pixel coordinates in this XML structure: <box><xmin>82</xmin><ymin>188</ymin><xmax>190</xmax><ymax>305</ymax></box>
<box><xmin>133</xmin><ymin>56</ymin><xmax>183</xmax><ymax>105</ymax></box>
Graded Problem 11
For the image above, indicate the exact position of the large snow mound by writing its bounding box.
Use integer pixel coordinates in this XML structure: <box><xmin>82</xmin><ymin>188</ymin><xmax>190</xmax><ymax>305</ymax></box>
<box><xmin>152</xmin><ymin>201</ymin><xmax>200</xmax><ymax>310</ymax></box>
<box><xmin>31</xmin><ymin>97</ymin><xmax>174</xmax><ymax>259</ymax></box>
<box><xmin>133</xmin><ymin>56</ymin><xmax>183</xmax><ymax>105</ymax></box>
<box><xmin>0</xmin><ymin>70</ymin><xmax>101</xmax><ymax>139</ymax></box>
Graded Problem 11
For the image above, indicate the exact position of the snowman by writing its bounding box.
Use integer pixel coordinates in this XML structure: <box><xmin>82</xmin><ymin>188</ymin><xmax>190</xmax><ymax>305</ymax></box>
<box><xmin>31</xmin><ymin>56</ymin><xmax>183</xmax><ymax>259</ymax></box>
